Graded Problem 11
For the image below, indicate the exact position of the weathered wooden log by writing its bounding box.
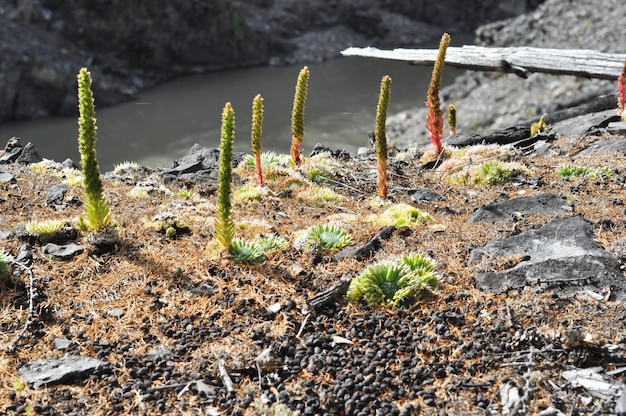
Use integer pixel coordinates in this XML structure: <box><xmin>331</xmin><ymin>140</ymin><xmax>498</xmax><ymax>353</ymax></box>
<box><xmin>304</xmin><ymin>274</ymin><xmax>353</xmax><ymax>314</ymax></box>
<box><xmin>341</xmin><ymin>45</ymin><xmax>626</xmax><ymax>80</ymax></box>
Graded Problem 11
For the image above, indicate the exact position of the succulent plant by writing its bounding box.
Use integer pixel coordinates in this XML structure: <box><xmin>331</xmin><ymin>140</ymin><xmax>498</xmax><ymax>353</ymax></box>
<box><xmin>290</xmin><ymin>66</ymin><xmax>309</xmax><ymax>166</ymax></box>
<box><xmin>230</xmin><ymin>239</ymin><xmax>266</xmax><ymax>265</ymax></box>
<box><xmin>305</xmin><ymin>224</ymin><xmax>352</xmax><ymax>252</ymax></box>
<box><xmin>346</xmin><ymin>253</ymin><xmax>439</xmax><ymax>308</ymax></box>
<box><xmin>76</xmin><ymin>68</ymin><xmax>113</xmax><ymax>233</ymax></box>
<box><xmin>425</xmin><ymin>33</ymin><xmax>451</xmax><ymax>156</ymax></box>
<box><xmin>256</xmin><ymin>234</ymin><xmax>287</xmax><ymax>252</ymax></box>
<box><xmin>375</xmin><ymin>75</ymin><xmax>391</xmax><ymax>198</ymax></box>
<box><xmin>25</xmin><ymin>219</ymin><xmax>65</xmax><ymax>243</ymax></box>
<box><xmin>557</xmin><ymin>164</ymin><xmax>612</xmax><ymax>178</ymax></box>
<box><xmin>215</xmin><ymin>102</ymin><xmax>236</xmax><ymax>252</ymax></box>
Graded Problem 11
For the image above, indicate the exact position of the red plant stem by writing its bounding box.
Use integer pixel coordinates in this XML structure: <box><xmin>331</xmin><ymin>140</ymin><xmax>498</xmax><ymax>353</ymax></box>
<box><xmin>254</xmin><ymin>153</ymin><xmax>264</xmax><ymax>187</ymax></box>
<box><xmin>426</xmin><ymin>33</ymin><xmax>450</xmax><ymax>155</ymax></box>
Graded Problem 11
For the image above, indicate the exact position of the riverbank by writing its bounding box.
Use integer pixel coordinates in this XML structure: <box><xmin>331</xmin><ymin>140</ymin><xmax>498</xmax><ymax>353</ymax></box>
<box><xmin>1</xmin><ymin>108</ymin><xmax>626</xmax><ymax>414</ymax></box>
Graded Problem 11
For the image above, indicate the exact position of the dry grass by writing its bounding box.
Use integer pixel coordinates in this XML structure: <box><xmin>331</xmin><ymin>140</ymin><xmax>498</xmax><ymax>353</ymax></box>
<box><xmin>1</xmin><ymin>133</ymin><xmax>626</xmax><ymax>414</ymax></box>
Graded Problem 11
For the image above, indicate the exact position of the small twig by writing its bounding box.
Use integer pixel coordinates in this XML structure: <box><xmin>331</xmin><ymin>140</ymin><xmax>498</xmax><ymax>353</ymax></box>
<box><xmin>217</xmin><ymin>359</ymin><xmax>235</xmax><ymax>394</ymax></box>
<box><xmin>506</xmin><ymin>303</ymin><xmax>514</xmax><ymax>327</ymax></box>
<box><xmin>7</xmin><ymin>261</ymin><xmax>36</xmax><ymax>353</ymax></box>
<box><xmin>296</xmin><ymin>313</ymin><xmax>310</xmax><ymax>339</ymax></box>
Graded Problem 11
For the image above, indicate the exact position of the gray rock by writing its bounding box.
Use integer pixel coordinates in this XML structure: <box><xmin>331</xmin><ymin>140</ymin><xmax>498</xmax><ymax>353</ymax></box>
<box><xmin>44</xmin><ymin>184</ymin><xmax>68</xmax><ymax>209</ymax></box>
<box><xmin>471</xmin><ymin>216</ymin><xmax>625</xmax><ymax>297</ymax></box>
<box><xmin>468</xmin><ymin>193</ymin><xmax>569</xmax><ymax>223</ymax></box>
<box><xmin>607</xmin><ymin>121</ymin><xmax>626</xmax><ymax>136</ymax></box>
<box><xmin>18</xmin><ymin>355</ymin><xmax>110</xmax><ymax>388</ymax></box>
<box><xmin>0</xmin><ymin>171</ymin><xmax>15</xmax><ymax>183</ymax></box>
<box><xmin>16</xmin><ymin>142</ymin><xmax>42</xmax><ymax>164</ymax></box>
<box><xmin>42</xmin><ymin>243</ymin><xmax>84</xmax><ymax>259</ymax></box>
<box><xmin>107</xmin><ymin>308</ymin><xmax>124</xmax><ymax>318</ymax></box>
<box><xmin>53</xmin><ymin>338</ymin><xmax>76</xmax><ymax>350</ymax></box>
<box><xmin>409</xmin><ymin>187</ymin><xmax>444</xmax><ymax>203</ymax></box>
<box><xmin>147</xmin><ymin>349</ymin><xmax>174</xmax><ymax>361</ymax></box>
<box><xmin>576</xmin><ymin>139</ymin><xmax>626</xmax><ymax>158</ymax></box>
<box><xmin>551</xmin><ymin>110</ymin><xmax>620</xmax><ymax>137</ymax></box>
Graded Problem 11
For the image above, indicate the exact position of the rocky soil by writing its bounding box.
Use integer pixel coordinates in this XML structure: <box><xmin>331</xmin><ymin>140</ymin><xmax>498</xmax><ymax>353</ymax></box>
<box><xmin>0</xmin><ymin>104</ymin><xmax>626</xmax><ymax>415</ymax></box>
<box><xmin>0</xmin><ymin>0</ymin><xmax>541</xmax><ymax>123</ymax></box>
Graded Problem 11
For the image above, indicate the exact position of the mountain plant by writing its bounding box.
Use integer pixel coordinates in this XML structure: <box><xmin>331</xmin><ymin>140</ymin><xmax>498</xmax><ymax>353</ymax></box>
<box><xmin>251</xmin><ymin>94</ymin><xmax>265</xmax><ymax>186</ymax></box>
<box><xmin>290</xmin><ymin>66</ymin><xmax>310</xmax><ymax>166</ymax></box>
<box><xmin>346</xmin><ymin>253</ymin><xmax>439</xmax><ymax>308</ymax></box>
<box><xmin>214</xmin><ymin>102</ymin><xmax>236</xmax><ymax>252</ymax></box>
<box><xmin>447</xmin><ymin>104</ymin><xmax>457</xmax><ymax>136</ymax></box>
<box><xmin>76</xmin><ymin>68</ymin><xmax>113</xmax><ymax>233</ymax></box>
<box><xmin>0</xmin><ymin>249</ymin><xmax>12</xmax><ymax>282</ymax></box>
<box><xmin>304</xmin><ymin>224</ymin><xmax>352</xmax><ymax>253</ymax></box>
<box><xmin>425</xmin><ymin>33</ymin><xmax>451</xmax><ymax>156</ymax></box>
<box><xmin>230</xmin><ymin>239</ymin><xmax>266</xmax><ymax>265</ymax></box>
<box><xmin>375</xmin><ymin>75</ymin><xmax>391</xmax><ymax>198</ymax></box>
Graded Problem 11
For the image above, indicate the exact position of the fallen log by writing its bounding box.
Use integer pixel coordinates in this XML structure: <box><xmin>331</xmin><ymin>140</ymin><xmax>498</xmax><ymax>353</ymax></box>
<box><xmin>341</xmin><ymin>45</ymin><xmax>626</xmax><ymax>80</ymax></box>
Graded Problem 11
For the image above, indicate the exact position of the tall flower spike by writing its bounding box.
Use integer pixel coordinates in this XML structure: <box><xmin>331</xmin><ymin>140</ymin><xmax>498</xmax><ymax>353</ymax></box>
<box><xmin>426</xmin><ymin>33</ymin><xmax>451</xmax><ymax>155</ymax></box>
<box><xmin>290</xmin><ymin>66</ymin><xmax>309</xmax><ymax>166</ymax></box>
<box><xmin>447</xmin><ymin>104</ymin><xmax>456</xmax><ymax>136</ymax></box>
<box><xmin>215</xmin><ymin>102</ymin><xmax>235</xmax><ymax>252</ymax></box>
<box><xmin>77</xmin><ymin>68</ymin><xmax>111</xmax><ymax>232</ymax></box>
<box><xmin>618</xmin><ymin>59</ymin><xmax>626</xmax><ymax>120</ymax></box>
<box><xmin>375</xmin><ymin>75</ymin><xmax>391</xmax><ymax>198</ymax></box>
<box><xmin>251</xmin><ymin>94</ymin><xmax>264</xmax><ymax>186</ymax></box>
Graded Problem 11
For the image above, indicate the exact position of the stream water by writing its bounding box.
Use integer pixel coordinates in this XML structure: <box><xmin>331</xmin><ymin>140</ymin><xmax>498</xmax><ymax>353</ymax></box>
<box><xmin>0</xmin><ymin>54</ymin><xmax>463</xmax><ymax>171</ymax></box>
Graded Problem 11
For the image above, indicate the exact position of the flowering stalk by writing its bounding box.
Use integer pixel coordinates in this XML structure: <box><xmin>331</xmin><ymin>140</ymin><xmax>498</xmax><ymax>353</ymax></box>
<box><xmin>618</xmin><ymin>59</ymin><xmax>626</xmax><ymax>120</ymax></box>
<box><xmin>426</xmin><ymin>33</ymin><xmax>451</xmax><ymax>155</ymax></box>
<box><xmin>251</xmin><ymin>94</ymin><xmax>264</xmax><ymax>186</ymax></box>
<box><xmin>375</xmin><ymin>75</ymin><xmax>391</xmax><ymax>198</ymax></box>
<box><xmin>215</xmin><ymin>102</ymin><xmax>235</xmax><ymax>252</ymax></box>
<box><xmin>77</xmin><ymin>68</ymin><xmax>111</xmax><ymax>232</ymax></box>
<box><xmin>447</xmin><ymin>104</ymin><xmax>456</xmax><ymax>136</ymax></box>
<box><xmin>290</xmin><ymin>66</ymin><xmax>309</xmax><ymax>166</ymax></box>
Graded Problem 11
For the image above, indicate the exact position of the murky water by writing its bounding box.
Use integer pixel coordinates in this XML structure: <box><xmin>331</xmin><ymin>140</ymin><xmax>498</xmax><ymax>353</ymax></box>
<box><xmin>0</xmin><ymin>53</ymin><xmax>463</xmax><ymax>171</ymax></box>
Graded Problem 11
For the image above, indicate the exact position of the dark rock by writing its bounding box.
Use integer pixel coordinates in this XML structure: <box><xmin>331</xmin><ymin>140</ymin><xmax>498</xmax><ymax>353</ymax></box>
<box><xmin>0</xmin><ymin>137</ymin><xmax>24</xmax><ymax>163</ymax></box>
<box><xmin>44</xmin><ymin>184</ymin><xmax>68</xmax><ymax>209</ymax></box>
<box><xmin>409</xmin><ymin>187</ymin><xmax>444</xmax><ymax>203</ymax></box>
<box><xmin>445</xmin><ymin>126</ymin><xmax>530</xmax><ymax>147</ymax></box>
<box><xmin>162</xmin><ymin>144</ymin><xmax>244</xmax><ymax>180</ymax></box>
<box><xmin>576</xmin><ymin>138</ymin><xmax>626</xmax><ymax>158</ymax></box>
<box><xmin>61</xmin><ymin>159</ymin><xmax>80</xmax><ymax>170</ymax></box>
<box><xmin>551</xmin><ymin>110</ymin><xmax>620</xmax><ymax>137</ymax></box>
<box><xmin>471</xmin><ymin>215</ymin><xmax>625</xmax><ymax>298</ymax></box>
<box><xmin>42</xmin><ymin>243</ymin><xmax>85</xmax><ymax>259</ymax></box>
<box><xmin>16</xmin><ymin>142</ymin><xmax>42</xmax><ymax>164</ymax></box>
<box><xmin>468</xmin><ymin>193</ymin><xmax>569</xmax><ymax>223</ymax></box>
<box><xmin>15</xmin><ymin>244</ymin><xmax>33</xmax><ymax>265</ymax></box>
<box><xmin>18</xmin><ymin>356</ymin><xmax>110</xmax><ymax>388</ymax></box>
<box><xmin>0</xmin><ymin>171</ymin><xmax>15</xmax><ymax>183</ymax></box>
